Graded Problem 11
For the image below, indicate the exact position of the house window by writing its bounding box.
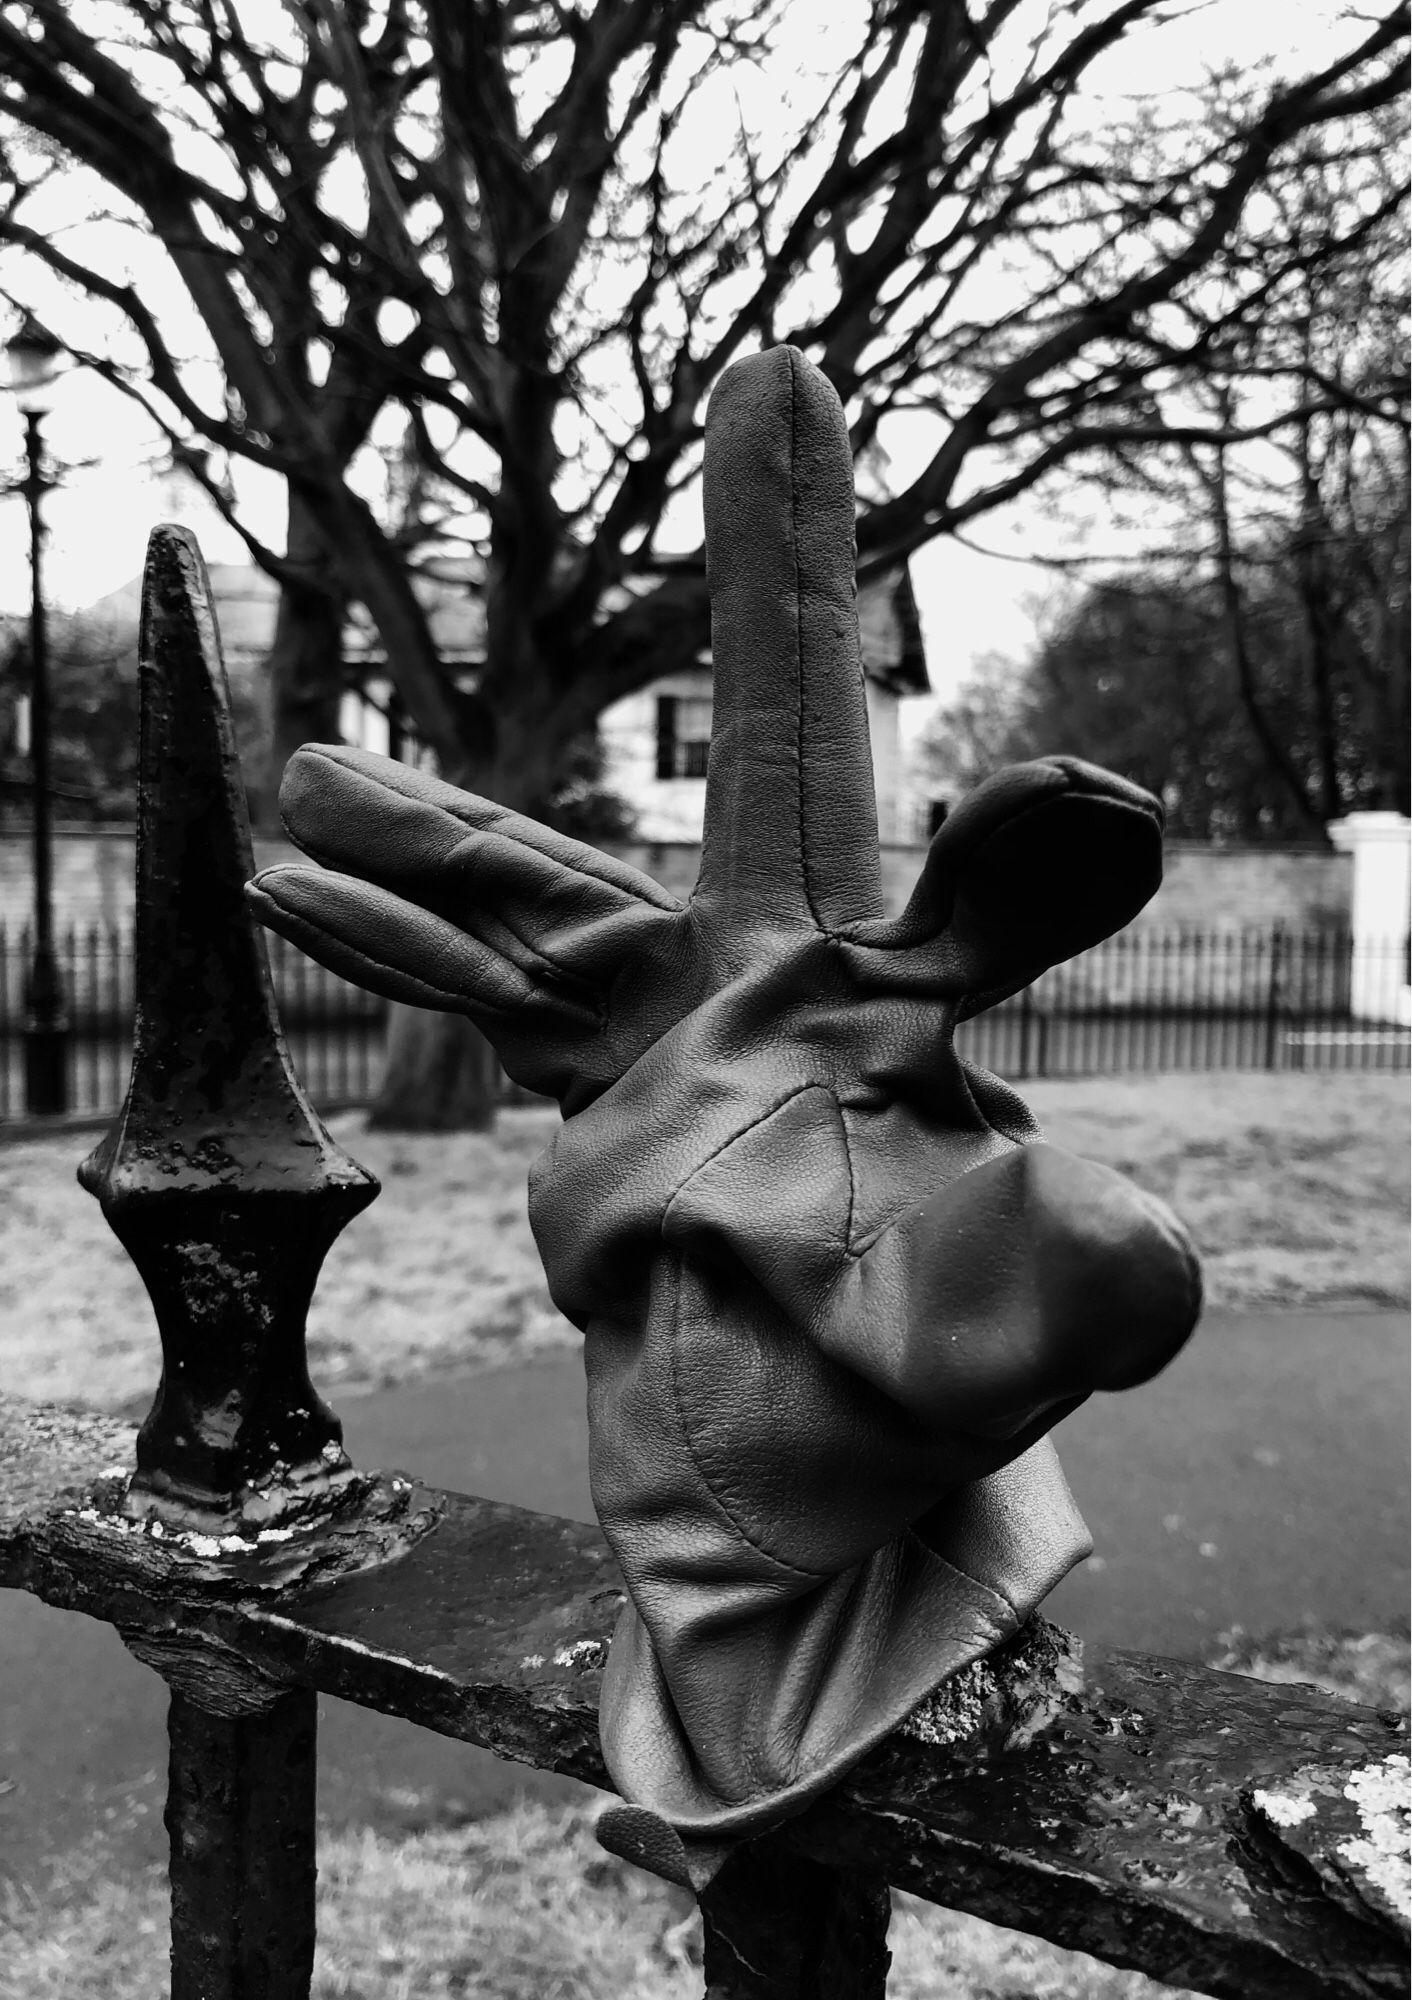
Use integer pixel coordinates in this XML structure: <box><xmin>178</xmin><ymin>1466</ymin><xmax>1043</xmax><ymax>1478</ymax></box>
<box><xmin>656</xmin><ymin>694</ymin><xmax>713</xmax><ymax>779</ymax></box>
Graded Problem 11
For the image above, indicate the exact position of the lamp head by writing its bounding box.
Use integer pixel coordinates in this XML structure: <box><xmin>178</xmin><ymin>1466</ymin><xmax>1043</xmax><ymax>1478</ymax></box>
<box><xmin>4</xmin><ymin>316</ymin><xmax>61</xmax><ymax>415</ymax></box>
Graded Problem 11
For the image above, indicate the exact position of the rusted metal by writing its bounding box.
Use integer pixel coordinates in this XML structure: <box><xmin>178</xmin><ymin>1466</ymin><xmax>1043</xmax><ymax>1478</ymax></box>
<box><xmin>55</xmin><ymin>524</ymin><xmax>392</xmax><ymax>2000</ymax></box>
<box><xmin>76</xmin><ymin>525</ymin><xmax>379</xmax><ymax>1529</ymax></box>
<box><xmin>698</xmin><ymin>1843</ymin><xmax>892</xmax><ymax>1997</ymax></box>
<box><xmin>802</xmin><ymin>1646</ymin><xmax>1409</xmax><ymax>2000</ymax></box>
<box><xmin>2</xmin><ymin>1389</ymin><xmax>1405</xmax><ymax>1999</ymax></box>
<box><xmin>0</xmin><ymin>1393</ymin><xmax>621</xmax><ymax>1791</ymax></box>
<box><xmin>166</xmin><ymin>1687</ymin><xmax>318</xmax><ymax>2000</ymax></box>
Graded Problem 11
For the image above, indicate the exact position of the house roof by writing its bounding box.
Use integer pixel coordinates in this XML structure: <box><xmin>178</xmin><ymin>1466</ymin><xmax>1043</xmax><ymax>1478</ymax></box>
<box><xmin>80</xmin><ymin>554</ymin><xmax>929</xmax><ymax>694</ymax></box>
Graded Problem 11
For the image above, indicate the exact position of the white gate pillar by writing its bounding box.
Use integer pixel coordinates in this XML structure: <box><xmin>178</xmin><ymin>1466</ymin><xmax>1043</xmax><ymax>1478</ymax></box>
<box><xmin>1326</xmin><ymin>810</ymin><xmax>1411</xmax><ymax>1025</ymax></box>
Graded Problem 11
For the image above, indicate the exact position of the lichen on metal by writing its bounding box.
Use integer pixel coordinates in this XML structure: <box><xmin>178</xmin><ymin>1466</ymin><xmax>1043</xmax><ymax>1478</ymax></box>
<box><xmin>553</xmin><ymin>1639</ymin><xmax>609</xmax><ymax>1672</ymax></box>
<box><xmin>897</xmin><ymin>1615</ymin><xmax>1084</xmax><ymax>1751</ymax></box>
<box><xmin>1338</xmin><ymin>1754</ymin><xmax>1411</xmax><ymax>1924</ymax></box>
<box><xmin>52</xmin><ymin>1446</ymin><xmax>442</xmax><ymax>1602</ymax></box>
<box><xmin>1245</xmin><ymin>1743</ymin><xmax>1412</xmax><ymax>1939</ymax></box>
<box><xmin>1252</xmin><ymin>1785</ymin><xmax>1320</xmax><ymax>1828</ymax></box>
<box><xmin>75</xmin><ymin>525</ymin><xmax>380</xmax><ymax>1529</ymax></box>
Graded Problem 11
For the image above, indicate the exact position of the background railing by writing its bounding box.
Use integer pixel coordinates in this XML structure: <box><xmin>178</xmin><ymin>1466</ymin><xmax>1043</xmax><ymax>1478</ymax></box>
<box><xmin>961</xmin><ymin>925</ymin><xmax>1411</xmax><ymax>1079</ymax></box>
<box><xmin>0</xmin><ymin>924</ymin><xmax>386</xmax><ymax>1120</ymax></box>
<box><xmin>0</xmin><ymin>921</ymin><xmax>1407</xmax><ymax>1122</ymax></box>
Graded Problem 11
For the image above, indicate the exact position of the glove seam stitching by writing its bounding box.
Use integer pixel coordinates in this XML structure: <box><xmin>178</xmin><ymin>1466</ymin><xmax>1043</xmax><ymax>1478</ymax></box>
<box><xmin>663</xmin><ymin>1081</ymin><xmax>819</xmax><ymax>1214</ymax></box>
<box><xmin>789</xmin><ymin>349</ymin><xmax>826</xmax><ymax>939</ymax></box>
<box><xmin>664</xmin><ymin>1251</ymin><xmax>833</xmax><ymax>1585</ymax></box>
<box><xmin>836</xmin><ymin>1091</ymin><xmax>857</xmax><ymax>1255</ymax></box>
<box><xmin>908</xmin><ymin>1533</ymin><xmax>1023</xmax><ymax>1626</ymax></box>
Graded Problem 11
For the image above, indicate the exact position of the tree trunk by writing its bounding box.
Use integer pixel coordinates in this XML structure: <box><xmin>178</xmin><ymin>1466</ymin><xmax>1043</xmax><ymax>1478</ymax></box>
<box><xmin>369</xmin><ymin>1004</ymin><xmax>503</xmax><ymax>1133</ymax></box>
<box><xmin>251</xmin><ymin>496</ymin><xmax>508</xmax><ymax>1134</ymax></box>
<box><xmin>1205</xmin><ymin>429</ymin><xmax>1324</xmax><ymax>837</ymax></box>
<box><xmin>253</xmin><ymin>493</ymin><xmax>348</xmax><ymax>829</ymax></box>
<box><xmin>1292</xmin><ymin>443</ymin><xmax>1345</xmax><ymax>825</ymax></box>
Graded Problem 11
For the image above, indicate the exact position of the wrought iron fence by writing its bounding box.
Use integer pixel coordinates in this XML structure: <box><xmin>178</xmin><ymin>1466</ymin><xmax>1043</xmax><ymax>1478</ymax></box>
<box><xmin>957</xmin><ymin>925</ymin><xmax>1411</xmax><ymax>1079</ymax></box>
<box><xmin>0</xmin><ymin>923</ymin><xmax>387</xmax><ymax>1121</ymax></box>
<box><xmin>0</xmin><ymin>920</ymin><xmax>1407</xmax><ymax>1123</ymax></box>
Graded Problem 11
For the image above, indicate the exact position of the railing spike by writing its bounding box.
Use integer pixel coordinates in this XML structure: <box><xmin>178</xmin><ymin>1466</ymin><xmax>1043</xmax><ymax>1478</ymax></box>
<box><xmin>78</xmin><ymin>524</ymin><xmax>379</xmax><ymax>1527</ymax></box>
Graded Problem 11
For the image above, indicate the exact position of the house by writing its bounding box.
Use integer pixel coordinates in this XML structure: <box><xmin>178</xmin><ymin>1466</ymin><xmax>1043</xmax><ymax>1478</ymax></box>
<box><xmin>596</xmin><ymin>567</ymin><xmax>929</xmax><ymax>843</ymax></box>
<box><xmin>68</xmin><ymin>556</ymin><xmax>930</xmax><ymax>842</ymax></box>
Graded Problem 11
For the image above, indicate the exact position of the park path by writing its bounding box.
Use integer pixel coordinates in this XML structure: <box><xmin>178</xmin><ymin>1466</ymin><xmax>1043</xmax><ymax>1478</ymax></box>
<box><xmin>2</xmin><ymin>1305</ymin><xmax>1406</xmax><ymax>1893</ymax></box>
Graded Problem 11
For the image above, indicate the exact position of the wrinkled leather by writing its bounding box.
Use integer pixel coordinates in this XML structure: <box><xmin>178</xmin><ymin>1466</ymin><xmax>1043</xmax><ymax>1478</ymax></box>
<box><xmin>246</xmin><ymin>345</ymin><xmax>1202</xmax><ymax>1842</ymax></box>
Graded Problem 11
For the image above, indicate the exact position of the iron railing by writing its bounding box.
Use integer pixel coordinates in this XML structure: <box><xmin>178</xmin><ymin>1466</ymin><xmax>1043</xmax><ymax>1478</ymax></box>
<box><xmin>2</xmin><ymin>529</ymin><xmax>1405</xmax><ymax>1998</ymax></box>
<box><xmin>0</xmin><ymin>922</ymin><xmax>387</xmax><ymax>1121</ymax></box>
<box><xmin>959</xmin><ymin>926</ymin><xmax>1411</xmax><ymax>1079</ymax></box>
<box><xmin>0</xmin><ymin>919</ymin><xmax>1406</xmax><ymax>1123</ymax></box>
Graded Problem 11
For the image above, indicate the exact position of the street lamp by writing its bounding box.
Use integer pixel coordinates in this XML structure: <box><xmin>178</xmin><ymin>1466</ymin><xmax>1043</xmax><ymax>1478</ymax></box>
<box><xmin>4</xmin><ymin>316</ymin><xmax>68</xmax><ymax>1115</ymax></box>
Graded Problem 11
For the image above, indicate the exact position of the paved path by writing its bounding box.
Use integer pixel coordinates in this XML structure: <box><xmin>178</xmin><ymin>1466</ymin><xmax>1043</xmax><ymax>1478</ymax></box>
<box><xmin>2</xmin><ymin>1307</ymin><xmax>1406</xmax><ymax>1890</ymax></box>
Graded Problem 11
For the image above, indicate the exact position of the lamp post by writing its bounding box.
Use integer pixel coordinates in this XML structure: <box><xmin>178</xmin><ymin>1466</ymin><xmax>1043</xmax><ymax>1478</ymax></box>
<box><xmin>5</xmin><ymin>317</ymin><xmax>68</xmax><ymax>1115</ymax></box>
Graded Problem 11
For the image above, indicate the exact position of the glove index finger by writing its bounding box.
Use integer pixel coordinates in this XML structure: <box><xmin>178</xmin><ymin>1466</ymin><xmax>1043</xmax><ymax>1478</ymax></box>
<box><xmin>696</xmin><ymin>347</ymin><xmax>883</xmax><ymax>934</ymax></box>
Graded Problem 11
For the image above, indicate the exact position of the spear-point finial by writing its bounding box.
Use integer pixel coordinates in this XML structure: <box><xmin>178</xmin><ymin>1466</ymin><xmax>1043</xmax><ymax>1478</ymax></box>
<box><xmin>79</xmin><ymin>526</ymin><xmax>379</xmax><ymax>1527</ymax></box>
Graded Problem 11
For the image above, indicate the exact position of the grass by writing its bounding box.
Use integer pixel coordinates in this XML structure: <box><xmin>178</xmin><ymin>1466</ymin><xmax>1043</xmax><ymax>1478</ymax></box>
<box><xmin>1024</xmin><ymin>1071</ymin><xmax>1411</xmax><ymax>1311</ymax></box>
<box><xmin>0</xmin><ymin>1799</ymin><xmax>1204</xmax><ymax>2000</ymax></box>
<box><xmin>0</xmin><ymin>1070</ymin><xmax>1406</xmax><ymax>1414</ymax></box>
<box><xmin>0</xmin><ymin>1107</ymin><xmax>568</xmax><ymax>1414</ymax></box>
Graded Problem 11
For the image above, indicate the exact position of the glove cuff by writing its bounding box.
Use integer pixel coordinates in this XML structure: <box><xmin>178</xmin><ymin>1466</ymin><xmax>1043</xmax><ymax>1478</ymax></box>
<box><xmin>597</xmin><ymin>1437</ymin><xmax>1090</xmax><ymax>1840</ymax></box>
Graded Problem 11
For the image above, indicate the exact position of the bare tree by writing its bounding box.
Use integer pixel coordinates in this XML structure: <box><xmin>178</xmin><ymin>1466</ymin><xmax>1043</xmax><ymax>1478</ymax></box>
<box><xmin>945</xmin><ymin>539</ymin><xmax>1408</xmax><ymax>841</ymax></box>
<box><xmin>1213</xmin><ymin>105</ymin><xmax>1410</xmax><ymax>825</ymax></box>
<box><xmin>920</xmin><ymin>77</ymin><xmax>1409</xmax><ymax>840</ymax></box>
<box><xmin>0</xmin><ymin>0</ymin><xmax>1405</xmax><ymax>1116</ymax></box>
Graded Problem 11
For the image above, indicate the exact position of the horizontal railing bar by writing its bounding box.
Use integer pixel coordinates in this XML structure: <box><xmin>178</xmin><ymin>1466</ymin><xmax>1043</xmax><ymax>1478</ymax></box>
<box><xmin>0</xmin><ymin>1392</ymin><xmax>619</xmax><ymax>1790</ymax></box>
<box><xmin>2</xmin><ymin>1390</ymin><xmax>1403</xmax><ymax>2000</ymax></box>
<box><xmin>803</xmin><ymin>1658</ymin><xmax>1406</xmax><ymax>2000</ymax></box>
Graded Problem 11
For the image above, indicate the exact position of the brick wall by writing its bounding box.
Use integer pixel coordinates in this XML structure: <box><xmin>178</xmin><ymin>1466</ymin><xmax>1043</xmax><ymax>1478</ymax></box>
<box><xmin>0</xmin><ymin>827</ymin><xmax>1353</xmax><ymax>936</ymax></box>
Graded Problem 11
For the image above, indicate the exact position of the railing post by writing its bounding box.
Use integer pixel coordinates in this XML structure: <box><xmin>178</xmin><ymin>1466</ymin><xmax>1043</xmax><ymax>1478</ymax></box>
<box><xmin>78</xmin><ymin>527</ymin><xmax>378</xmax><ymax>1524</ymax></box>
<box><xmin>166</xmin><ymin>1688</ymin><xmax>318</xmax><ymax>2000</ymax></box>
<box><xmin>75</xmin><ymin>525</ymin><xmax>383</xmax><ymax>2000</ymax></box>
<box><xmin>698</xmin><ymin>1841</ymin><xmax>892</xmax><ymax>1998</ymax></box>
<box><xmin>1017</xmin><ymin>980</ymin><xmax>1034</xmax><ymax>1081</ymax></box>
<box><xmin>1264</xmin><ymin>922</ymin><xmax>1285</xmax><ymax>1071</ymax></box>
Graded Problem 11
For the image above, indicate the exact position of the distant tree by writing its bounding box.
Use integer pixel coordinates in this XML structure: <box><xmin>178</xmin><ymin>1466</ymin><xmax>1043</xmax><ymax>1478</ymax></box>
<box><xmin>910</xmin><ymin>649</ymin><xmax>1035</xmax><ymax>808</ymax></box>
<box><xmin>0</xmin><ymin>618</ymin><xmax>135</xmax><ymax>828</ymax></box>
<box><xmin>0</xmin><ymin>0</ymin><xmax>1404</xmax><ymax>1117</ymax></box>
<box><xmin>535</xmin><ymin>728</ymin><xmax>638</xmax><ymax>845</ymax></box>
<box><xmin>919</xmin><ymin>491</ymin><xmax>1409</xmax><ymax>842</ymax></box>
<box><xmin>919</xmin><ymin>86</ymin><xmax>1409</xmax><ymax>843</ymax></box>
<box><xmin>2</xmin><ymin>603</ymin><xmax>285</xmax><ymax>832</ymax></box>
<box><xmin>1149</xmin><ymin>97</ymin><xmax>1409</xmax><ymax>830</ymax></box>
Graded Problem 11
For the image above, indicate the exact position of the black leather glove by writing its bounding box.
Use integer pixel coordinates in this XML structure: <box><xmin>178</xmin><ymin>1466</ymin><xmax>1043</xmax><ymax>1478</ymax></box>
<box><xmin>247</xmin><ymin>345</ymin><xmax>1201</xmax><ymax>1851</ymax></box>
